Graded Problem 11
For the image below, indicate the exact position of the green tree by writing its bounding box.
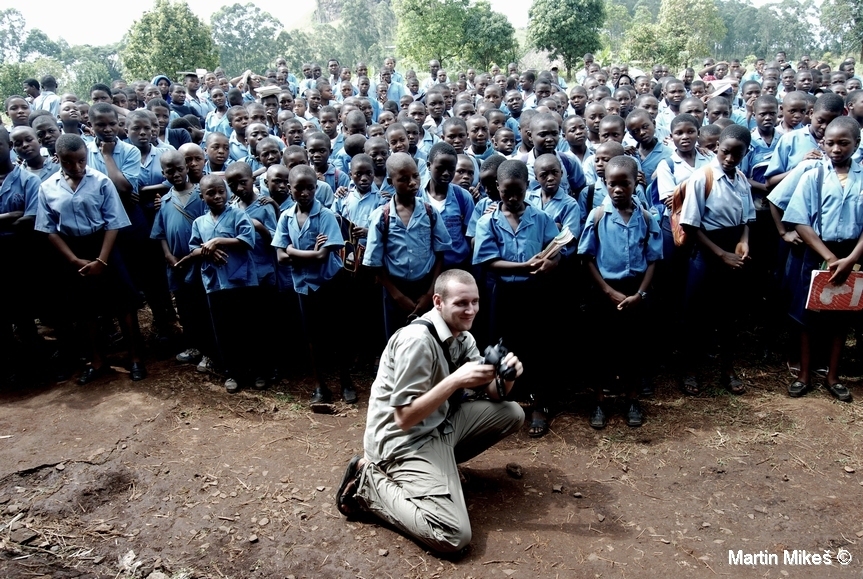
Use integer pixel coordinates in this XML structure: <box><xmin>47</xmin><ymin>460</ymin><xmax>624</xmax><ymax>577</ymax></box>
<box><xmin>211</xmin><ymin>2</ymin><xmax>284</xmax><ymax>75</ymax></box>
<box><xmin>601</xmin><ymin>0</ymin><xmax>632</xmax><ymax>59</ymax></box>
<box><xmin>462</xmin><ymin>1</ymin><xmax>519</xmax><ymax>70</ymax></box>
<box><xmin>621</xmin><ymin>21</ymin><xmax>661</xmax><ymax>65</ymax></box>
<box><xmin>120</xmin><ymin>0</ymin><xmax>218</xmax><ymax>81</ymax></box>
<box><xmin>0</xmin><ymin>58</ymin><xmax>64</xmax><ymax>103</ymax></box>
<box><xmin>0</xmin><ymin>8</ymin><xmax>26</xmax><ymax>64</ymax></box>
<box><xmin>528</xmin><ymin>0</ymin><xmax>605</xmax><ymax>79</ymax></box>
<box><xmin>339</xmin><ymin>0</ymin><xmax>386</xmax><ymax>68</ymax></box>
<box><xmin>394</xmin><ymin>0</ymin><xmax>470</xmax><ymax>67</ymax></box>
<box><xmin>821</xmin><ymin>0</ymin><xmax>862</xmax><ymax>60</ymax></box>
<box><xmin>654</xmin><ymin>0</ymin><xmax>725</xmax><ymax>68</ymax></box>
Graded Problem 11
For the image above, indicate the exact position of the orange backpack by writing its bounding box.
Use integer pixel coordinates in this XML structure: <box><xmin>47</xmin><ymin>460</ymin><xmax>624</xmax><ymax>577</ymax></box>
<box><xmin>670</xmin><ymin>166</ymin><xmax>714</xmax><ymax>246</ymax></box>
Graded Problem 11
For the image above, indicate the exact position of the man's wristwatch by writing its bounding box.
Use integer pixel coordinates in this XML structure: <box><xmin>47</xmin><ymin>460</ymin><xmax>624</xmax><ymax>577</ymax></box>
<box><xmin>637</xmin><ymin>290</ymin><xmax>648</xmax><ymax>301</ymax></box>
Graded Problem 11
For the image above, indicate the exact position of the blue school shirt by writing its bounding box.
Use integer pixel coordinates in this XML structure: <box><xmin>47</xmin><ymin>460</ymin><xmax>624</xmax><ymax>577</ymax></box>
<box><xmin>35</xmin><ymin>167</ymin><xmax>131</xmax><ymax>236</ymax></box>
<box><xmin>332</xmin><ymin>133</ymin><xmax>345</xmax><ymax>157</ymax></box>
<box><xmin>526</xmin><ymin>150</ymin><xmax>586</xmax><ymax>198</ymax></box>
<box><xmin>527</xmin><ymin>187</ymin><xmax>583</xmax><ymax>244</ymax></box>
<box><xmin>86</xmin><ymin>139</ymin><xmax>141</xmax><ymax>193</ymax></box>
<box><xmin>229</xmin><ymin>131</ymin><xmax>249</xmax><ymax>162</ymax></box>
<box><xmin>578</xmin><ymin>198</ymin><xmax>663</xmax><ymax>280</ymax></box>
<box><xmin>419</xmin><ymin>129</ymin><xmax>439</xmax><ymax>157</ymax></box>
<box><xmin>149</xmin><ymin>186</ymin><xmax>206</xmax><ymax>290</ymax></box>
<box><xmin>386</xmin><ymin>82</ymin><xmax>407</xmax><ymax>103</ymax></box>
<box><xmin>26</xmin><ymin>160</ymin><xmax>60</xmax><ymax>183</ymax></box>
<box><xmin>472</xmin><ymin>204</ymin><xmax>559</xmax><ymax>283</ymax></box>
<box><xmin>188</xmin><ymin>96</ymin><xmax>213</xmax><ymax>119</ymax></box>
<box><xmin>205</xmin><ymin>111</ymin><xmax>231</xmax><ymax>137</ymax></box>
<box><xmin>417</xmin><ymin>184</ymin><xmax>475</xmax><ymax>266</ymax></box>
<box><xmin>740</xmin><ymin>128</ymin><xmax>778</xmax><ymax>181</ymax></box>
<box><xmin>189</xmin><ymin>205</ymin><xmax>257</xmax><ymax>294</ymax></box>
<box><xmin>766</xmin><ymin>159</ymin><xmax>820</xmax><ymax>212</ymax></box>
<box><xmin>679</xmin><ymin>157</ymin><xmax>756</xmax><ymax>231</ymax></box>
<box><xmin>783</xmin><ymin>160</ymin><xmax>863</xmax><ymax>243</ymax></box>
<box><xmin>764</xmin><ymin>127</ymin><xmax>819</xmax><ymax>179</ymax></box>
<box><xmin>316</xmin><ymin>181</ymin><xmax>335</xmax><ymax>208</ymax></box>
<box><xmin>331</xmin><ymin>149</ymin><xmax>352</xmax><ymax>174</ymax></box>
<box><xmin>241</xmin><ymin>155</ymin><xmax>264</xmax><ymax>174</ymax></box>
<box><xmin>655</xmin><ymin>149</ymin><xmax>713</xmax><ymax>216</ymax></box>
<box><xmin>270</xmin><ymin>199</ymin><xmax>343</xmax><ymax>295</ymax></box>
<box><xmin>203</xmin><ymin>159</ymin><xmax>233</xmax><ymax>175</ymax></box>
<box><xmin>237</xmin><ymin>197</ymin><xmax>278</xmax><ymax>287</ymax></box>
<box><xmin>466</xmin><ymin>197</ymin><xmax>499</xmax><ymax>238</ymax></box>
<box><xmin>0</xmin><ymin>166</ymin><xmax>41</xmax><ymax>235</ymax></box>
<box><xmin>363</xmin><ymin>197</ymin><xmax>452</xmax><ymax>281</ymax></box>
<box><xmin>332</xmin><ymin>187</ymin><xmax>386</xmax><ymax>246</ymax></box>
<box><xmin>138</xmin><ymin>145</ymin><xmax>169</xmax><ymax>188</ymax></box>
<box><xmin>639</xmin><ymin>141</ymin><xmax>674</xmax><ymax>184</ymax></box>
<box><xmin>578</xmin><ymin>179</ymin><xmax>652</xmax><ymax>224</ymax></box>
<box><xmin>322</xmin><ymin>164</ymin><xmax>351</xmax><ymax>194</ymax></box>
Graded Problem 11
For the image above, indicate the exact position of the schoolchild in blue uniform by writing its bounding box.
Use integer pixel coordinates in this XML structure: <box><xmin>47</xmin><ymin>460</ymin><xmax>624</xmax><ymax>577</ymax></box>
<box><xmin>363</xmin><ymin>153</ymin><xmax>452</xmax><ymax>339</ymax></box>
<box><xmin>204</xmin><ymin>132</ymin><xmax>232</xmax><ymax>175</ymax></box>
<box><xmin>578</xmin><ymin>156</ymin><xmax>662</xmax><ymax>428</ymax></box>
<box><xmin>272</xmin><ymin>165</ymin><xmax>356</xmax><ymax>404</ymax></box>
<box><xmin>526</xmin><ymin>113</ymin><xmax>586</xmax><ymax>198</ymax></box>
<box><xmin>36</xmin><ymin>134</ymin><xmax>146</xmax><ymax>384</ymax></box>
<box><xmin>227</xmin><ymin>106</ymin><xmax>251</xmax><ymax>162</ymax></box>
<box><xmin>765</xmin><ymin>93</ymin><xmax>846</xmax><ymax>190</ymax></box>
<box><xmin>10</xmin><ymin>126</ymin><xmax>59</xmax><ymax>183</ymax></box>
<box><xmin>528</xmin><ymin>154</ymin><xmax>582</xmax><ymax>242</ymax></box>
<box><xmin>241</xmin><ymin>122</ymin><xmax>271</xmax><ymax>174</ymax></box>
<box><xmin>782</xmin><ymin>117</ymin><xmax>863</xmax><ymax>403</ymax></box>
<box><xmin>473</xmin><ymin>159</ymin><xmax>560</xmax><ymax>438</ymax></box>
<box><xmin>306</xmin><ymin>131</ymin><xmax>351</xmax><ymax>193</ymax></box>
<box><xmin>738</xmin><ymin>96</ymin><xmax>783</xmax><ymax>342</ymax></box>
<box><xmin>176</xmin><ymin>174</ymin><xmax>256</xmax><ymax>394</ymax></box>
<box><xmin>655</xmin><ymin>114</ymin><xmax>713</xmax><ymax>259</ymax></box>
<box><xmin>281</xmin><ymin>146</ymin><xmax>336</xmax><ymax>208</ymax></box>
<box><xmin>466</xmin><ymin>154</ymin><xmax>507</xmax><ymax>240</ymax></box>
<box><xmin>417</xmin><ymin>142</ymin><xmax>475</xmax><ymax>270</ymax></box>
<box><xmin>204</xmin><ymin>88</ymin><xmax>231</xmax><ymax>137</ymax></box>
<box><xmin>625</xmin><ymin>110</ymin><xmax>672</xmax><ymax>191</ymax></box>
<box><xmin>251</xmin><ymin>137</ymin><xmax>284</xmax><ymax>195</ymax></box>
<box><xmin>766</xmin><ymin>94</ymin><xmax>846</xmax><ymax>364</ymax></box>
<box><xmin>0</xmin><ymin>126</ymin><xmax>43</xmax><ymax>375</ymax></box>
<box><xmin>261</xmin><ymin>164</ymin><xmax>304</xmax><ymax>379</ymax></box>
<box><xmin>116</xmin><ymin>108</ymin><xmax>179</xmax><ymax>340</ymax></box>
<box><xmin>333</xmin><ymin>154</ymin><xmax>387</xmax><ymax>362</ymax></box>
<box><xmin>678</xmin><ymin>125</ymin><xmax>755</xmax><ymax>396</ymax></box>
<box><xmin>149</xmin><ymin>151</ymin><xmax>212</xmax><ymax>370</ymax></box>
<box><xmin>225</xmin><ymin>162</ymin><xmax>278</xmax><ymax>389</ymax></box>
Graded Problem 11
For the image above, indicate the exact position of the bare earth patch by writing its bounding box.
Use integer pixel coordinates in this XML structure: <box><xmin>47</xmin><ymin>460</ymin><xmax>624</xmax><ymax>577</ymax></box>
<box><xmin>1</xmin><ymin>349</ymin><xmax>863</xmax><ymax>578</ymax></box>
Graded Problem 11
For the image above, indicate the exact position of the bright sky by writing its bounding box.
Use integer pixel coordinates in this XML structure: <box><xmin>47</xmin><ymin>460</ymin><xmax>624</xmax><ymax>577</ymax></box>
<box><xmin>16</xmin><ymin>0</ymin><xmax>533</xmax><ymax>47</ymax></box>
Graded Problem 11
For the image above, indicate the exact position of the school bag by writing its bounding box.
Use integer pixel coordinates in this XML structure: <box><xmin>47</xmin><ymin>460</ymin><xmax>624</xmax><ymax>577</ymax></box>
<box><xmin>669</xmin><ymin>166</ymin><xmax>714</xmax><ymax>246</ymax></box>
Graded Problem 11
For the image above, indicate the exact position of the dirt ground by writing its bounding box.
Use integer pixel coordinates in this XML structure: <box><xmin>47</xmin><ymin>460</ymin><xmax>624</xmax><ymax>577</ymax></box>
<box><xmin>2</xmin><ymin>335</ymin><xmax>863</xmax><ymax>579</ymax></box>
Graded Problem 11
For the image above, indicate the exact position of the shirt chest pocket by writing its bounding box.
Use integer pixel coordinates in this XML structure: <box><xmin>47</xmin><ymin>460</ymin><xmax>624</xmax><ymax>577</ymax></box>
<box><xmin>407</xmin><ymin>222</ymin><xmax>432</xmax><ymax>260</ymax></box>
<box><xmin>443</xmin><ymin>213</ymin><xmax>465</xmax><ymax>239</ymax></box>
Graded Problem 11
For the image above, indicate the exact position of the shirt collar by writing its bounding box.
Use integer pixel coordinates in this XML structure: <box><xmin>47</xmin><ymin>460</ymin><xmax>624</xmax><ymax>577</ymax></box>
<box><xmin>423</xmin><ymin>307</ymin><xmax>456</xmax><ymax>344</ymax></box>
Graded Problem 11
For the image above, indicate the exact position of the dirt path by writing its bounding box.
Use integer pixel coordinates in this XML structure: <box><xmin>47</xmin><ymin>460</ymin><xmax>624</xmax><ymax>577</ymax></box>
<box><xmin>1</xmin><ymin>356</ymin><xmax>863</xmax><ymax>578</ymax></box>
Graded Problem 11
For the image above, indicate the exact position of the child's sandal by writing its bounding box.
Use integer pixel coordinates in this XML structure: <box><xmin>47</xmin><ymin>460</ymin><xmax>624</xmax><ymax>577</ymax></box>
<box><xmin>680</xmin><ymin>376</ymin><xmax>701</xmax><ymax>396</ymax></box>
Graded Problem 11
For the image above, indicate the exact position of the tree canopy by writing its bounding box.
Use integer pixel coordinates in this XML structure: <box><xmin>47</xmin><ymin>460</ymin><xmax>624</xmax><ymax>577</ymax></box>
<box><xmin>211</xmin><ymin>2</ymin><xmax>284</xmax><ymax>76</ymax></box>
<box><xmin>528</xmin><ymin>0</ymin><xmax>605</xmax><ymax>79</ymax></box>
<box><xmin>120</xmin><ymin>0</ymin><xmax>218</xmax><ymax>81</ymax></box>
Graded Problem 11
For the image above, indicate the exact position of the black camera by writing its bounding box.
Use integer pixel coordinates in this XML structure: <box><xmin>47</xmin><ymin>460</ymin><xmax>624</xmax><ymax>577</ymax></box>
<box><xmin>482</xmin><ymin>340</ymin><xmax>517</xmax><ymax>381</ymax></box>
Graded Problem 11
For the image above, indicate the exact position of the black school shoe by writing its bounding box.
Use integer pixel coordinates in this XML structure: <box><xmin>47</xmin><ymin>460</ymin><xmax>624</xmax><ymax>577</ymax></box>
<box><xmin>627</xmin><ymin>402</ymin><xmax>644</xmax><ymax>427</ymax></box>
<box><xmin>826</xmin><ymin>382</ymin><xmax>853</xmax><ymax>403</ymax></box>
<box><xmin>77</xmin><ymin>365</ymin><xmax>109</xmax><ymax>386</ymax></box>
<box><xmin>130</xmin><ymin>362</ymin><xmax>147</xmax><ymax>381</ymax></box>
<box><xmin>310</xmin><ymin>386</ymin><xmax>332</xmax><ymax>404</ymax></box>
<box><xmin>589</xmin><ymin>405</ymin><xmax>607</xmax><ymax>429</ymax></box>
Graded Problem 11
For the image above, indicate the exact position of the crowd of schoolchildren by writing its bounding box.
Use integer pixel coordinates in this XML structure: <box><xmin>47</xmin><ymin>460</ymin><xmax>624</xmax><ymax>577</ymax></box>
<box><xmin>3</xmin><ymin>50</ymin><xmax>863</xmax><ymax>437</ymax></box>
